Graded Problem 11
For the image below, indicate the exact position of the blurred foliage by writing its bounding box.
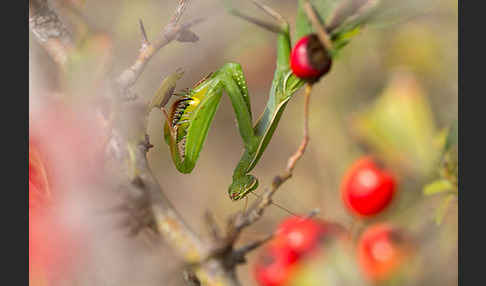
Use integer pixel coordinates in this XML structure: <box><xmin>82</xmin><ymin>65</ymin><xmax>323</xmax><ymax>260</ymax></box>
<box><xmin>64</xmin><ymin>32</ymin><xmax>113</xmax><ymax>99</ymax></box>
<box><xmin>288</xmin><ymin>241</ymin><xmax>367</xmax><ymax>286</ymax></box>
<box><xmin>350</xmin><ymin>71</ymin><xmax>439</xmax><ymax>176</ymax></box>
<box><xmin>423</xmin><ymin>120</ymin><xmax>458</xmax><ymax>225</ymax></box>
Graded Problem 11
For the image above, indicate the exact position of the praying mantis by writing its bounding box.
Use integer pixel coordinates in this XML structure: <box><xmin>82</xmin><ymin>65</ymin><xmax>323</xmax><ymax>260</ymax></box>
<box><xmin>158</xmin><ymin>0</ymin><xmax>378</xmax><ymax>200</ymax></box>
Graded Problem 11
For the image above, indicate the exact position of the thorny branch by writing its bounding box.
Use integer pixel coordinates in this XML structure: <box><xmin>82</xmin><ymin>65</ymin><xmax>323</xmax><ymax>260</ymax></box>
<box><xmin>115</xmin><ymin>0</ymin><xmax>204</xmax><ymax>98</ymax></box>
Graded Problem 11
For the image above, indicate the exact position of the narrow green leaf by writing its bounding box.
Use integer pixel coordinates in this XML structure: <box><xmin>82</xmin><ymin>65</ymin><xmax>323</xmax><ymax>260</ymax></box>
<box><xmin>423</xmin><ymin>179</ymin><xmax>454</xmax><ymax>196</ymax></box>
<box><xmin>328</xmin><ymin>0</ymin><xmax>380</xmax><ymax>37</ymax></box>
<box><xmin>435</xmin><ymin>194</ymin><xmax>454</xmax><ymax>225</ymax></box>
<box><xmin>443</xmin><ymin>119</ymin><xmax>458</xmax><ymax>154</ymax></box>
<box><xmin>295</xmin><ymin>0</ymin><xmax>314</xmax><ymax>41</ymax></box>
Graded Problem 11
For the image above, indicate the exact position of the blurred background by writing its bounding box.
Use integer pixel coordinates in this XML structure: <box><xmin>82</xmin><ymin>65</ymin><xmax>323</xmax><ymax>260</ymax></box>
<box><xmin>30</xmin><ymin>0</ymin><xmax>458</xmax><ymax>285</ymax></box>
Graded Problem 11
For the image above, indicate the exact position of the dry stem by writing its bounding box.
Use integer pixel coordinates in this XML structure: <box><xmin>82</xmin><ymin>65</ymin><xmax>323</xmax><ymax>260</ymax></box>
<box><xmin>115</xmin><ymin>0</ymin><xmax>204</xmax><ymax>96</ymax></box>
<box><xmin>29</xmin><ymin>0</ymin><xmax>73</xmax><ymax>67</ymax></box>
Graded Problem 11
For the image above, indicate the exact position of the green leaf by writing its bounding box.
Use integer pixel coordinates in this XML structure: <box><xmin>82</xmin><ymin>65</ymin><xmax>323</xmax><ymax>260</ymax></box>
<box><xmin>437</xmin><ymin>120</ymin><xmax>458</xmax><ymax>186</ymax></box>
<box><xmin>328</xmin><ymin>0</ymin><xmax>380</xmax><ymax>37</ymax></box>
<box><xmin>351</xmin><ymin>72</ymin><xmax>439</xmax><ymax>175</ymax></box>
<box><xmin>149</xmin><ymin>70</ymin><xmax>184</xmax><ymax>111</ymax></box>
<box><xmin>435</xmin><ymin>194</ymin><xmax>455</xmax><ymax>225</ymax></box>
<box><xmin>295</xmin><ymin>0</ymin><xmax>314</xmax><ymax>41</ymax></box>
<box><xmin>443</xmin><ymin>119</ymin><xmax>458</xmax><ymax>155</ymax></box>
<box><xmin>423</xmin><ymin>180</ymin><xmax>454</xmax><ymax>196</ymax></box>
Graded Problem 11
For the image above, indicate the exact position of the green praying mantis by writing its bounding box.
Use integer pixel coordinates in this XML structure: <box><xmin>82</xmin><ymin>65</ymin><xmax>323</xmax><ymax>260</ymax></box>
<box><xmin>157</xmin><ymin>0</ymin><xmax>378</xmax><ymax>200</ymax></box>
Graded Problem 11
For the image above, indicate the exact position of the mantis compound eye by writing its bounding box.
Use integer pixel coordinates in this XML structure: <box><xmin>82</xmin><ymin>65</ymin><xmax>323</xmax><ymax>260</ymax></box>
<box><xmin>228</xmin><ymin>175</ymin><xmax>259</xmax><ymax>201</ymax></box>
<box><xmin>290</xmin><ymin>34</ymin><xmax>332</xmax><ymax>82</ymax></box>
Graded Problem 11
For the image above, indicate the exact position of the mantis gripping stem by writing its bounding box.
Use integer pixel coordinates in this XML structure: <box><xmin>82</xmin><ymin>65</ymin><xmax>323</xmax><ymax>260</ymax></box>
<box><xmin>163</xmin><ymin>14</ymin><xmax>305</xmax><ymax>200</ymax></box>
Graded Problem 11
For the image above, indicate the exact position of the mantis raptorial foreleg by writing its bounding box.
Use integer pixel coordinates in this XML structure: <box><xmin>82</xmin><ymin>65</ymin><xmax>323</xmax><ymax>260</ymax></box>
<box><xmin>163</xmin><ymin>58</ymin><xmax>304</xmax><ymax>199</ymax></box>
<box><xmin>163</xmin><ymin>3</ymin><xmax>305</xmax><ymax>200</ymax></box>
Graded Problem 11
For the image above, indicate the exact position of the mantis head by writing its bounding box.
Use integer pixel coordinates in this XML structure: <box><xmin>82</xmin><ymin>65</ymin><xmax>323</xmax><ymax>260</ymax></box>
<box><xmin>228</xmin><ymin>174</ymin><xmax>259</xmax><ymax>200</ymax></box>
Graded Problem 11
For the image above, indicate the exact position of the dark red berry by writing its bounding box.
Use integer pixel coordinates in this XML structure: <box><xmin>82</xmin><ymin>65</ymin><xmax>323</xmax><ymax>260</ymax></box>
<box><xmin>357</xmin><ymin>224</ymin><xmax>413</xmax><ymax>281</ymax></box>
<box><xmin>341</xmin><ymin>156</ymin><xmax>397</xmax><ymax>217</ymax></box>
<box><xmin>290</xmin><ymin>34</ymin><xmax>332</xmax><ymax>82</ymax></box>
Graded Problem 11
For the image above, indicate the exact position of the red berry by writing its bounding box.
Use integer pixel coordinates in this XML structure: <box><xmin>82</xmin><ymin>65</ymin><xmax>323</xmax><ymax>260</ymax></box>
<box><xmin>254</xmin><ymin>243</ymin><xmax>299</xmax><ymax>286</ymax></box>
<box><xmin>275</xmin><ymin>217</ymin><xmax>323</xmax><ymax>254</ymax></box>
<box><xmin>254</xmin><ymin>217</ymin><xmax>348</xmax><ymax>286</ymax></box>
<box><xmin>357</xmin><ymin>224</ymin><xmax>412</xmax><ymax>281</ymax></box>
<box><xmin>29</xmin><ymin>142</ymin><xmax>50</xmax><ymax>209</ymax></box>
<box><xmin>275</xmin><ymin>217</ymin><xmax>348</xmax><ymax>255</ymax></box>
<box><xmin>29</xmin><ymin>101</ymin><xmax>105</xmax><ymax>284</ymax></box>
<box><xmin>290</xmin><ymin>34</ymin><xmax>332</xmax><ymax>82</ymax></box>
<box><xmin>341</xmin><ymin>156</ymin><xmax>397</xmax><ymax>216</ymax></box>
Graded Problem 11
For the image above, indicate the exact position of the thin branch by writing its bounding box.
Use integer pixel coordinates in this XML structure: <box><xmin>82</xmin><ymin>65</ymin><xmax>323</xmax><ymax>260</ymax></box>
<box><xmin>222</xmin><ymin>234</ymin><xmax>273</xmax><ymax>269</ymax></box>
<box><xmin>303</xmin><ymin>0</ymin><xmax>334</xmax><ymax>51</ymax></box>
<box><xmin>227</xmin><ymin>0</ymin><xmax>287</xmax><ymax>34</ymax></box>
<box><xmin>205</xmin><ymin>210</ymin><xmax>223</xmax><ymax>242</ymax></box>
<box><xmin>250</xmin><ymin>0</ymin><xmax>286</xmax><ymax>24</ymax></box>
<box><xmin>249</xmin><ymin>192</ymin><xmax>298</xmax><ymax>216</ymax></box>
<box><xmin>115</xmin><ymin>0</ymin><xmax>204</xmax><ymax>94</ymax></box>
<box><xmin>139</xmin><ymin>19</ymin><xmax>150</xmax><ymax>48</ymax></box>
<box><xmin>29</xmin><ymin>0</ymin><xmax>73</xmax><ymax>66</ymax></box>
<box><xmin>286</xmin><ymin>84</ymin><xmax>312</xmax><ymax>173</ymax></box>
<box><xmin>233</xmin><ymin>234</ymin><xmax>273</xmax><ymax>256</ymax></box>
<box><xmin>230</xmin><ymin>10</ymin><xmax>282</xmax><ymax>34</ymax></box>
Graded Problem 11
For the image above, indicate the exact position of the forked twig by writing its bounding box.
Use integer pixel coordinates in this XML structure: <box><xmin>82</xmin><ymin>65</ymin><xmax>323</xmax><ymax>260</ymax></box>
<box><xmin>116</xmin><ymin>0</ymin><xmax>204</xmax><ymax>96</ymax></box>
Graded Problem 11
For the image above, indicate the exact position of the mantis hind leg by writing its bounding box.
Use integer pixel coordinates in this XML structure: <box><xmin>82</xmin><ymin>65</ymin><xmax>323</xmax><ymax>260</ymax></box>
<box><xmin>226</xmin><ymin>2</ymin><xmax>297</xmax><ymax>201</ymax></box>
